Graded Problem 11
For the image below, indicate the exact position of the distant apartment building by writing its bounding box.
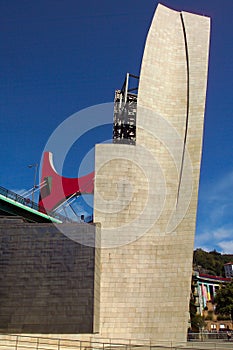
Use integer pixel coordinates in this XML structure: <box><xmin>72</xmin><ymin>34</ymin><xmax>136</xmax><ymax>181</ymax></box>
<box><xmin>191</xmin><ymin>272</ymin><xmax>232</xmax><ymax>332</ymax></box>
<box><xmin>224</xmin><ymin>262</ymin><xmax>233</xmax><ymax>278</ymax></box>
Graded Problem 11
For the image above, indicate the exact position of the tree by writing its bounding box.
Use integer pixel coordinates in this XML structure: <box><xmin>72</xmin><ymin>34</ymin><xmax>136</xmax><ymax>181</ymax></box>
<box><xmin>215</xmin><ymin>282</ymin><xmax>233</xmax><ymax>320</ymax></box>
<box><xmin>193</xmin><ymin>248</ymin><xmax>233</xmax><ymax>277</ymax></box>
<box><xmin>191</xmin><ymin>314</ymin><xmax>206</xmax><ymax>332</ymax></box>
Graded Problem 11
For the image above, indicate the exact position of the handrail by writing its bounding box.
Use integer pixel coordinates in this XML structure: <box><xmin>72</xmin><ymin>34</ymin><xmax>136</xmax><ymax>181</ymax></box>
<box><xmin>0</xmin><ymin>333</ymin><xmax>169</xmax><ymax>350</ymax></box>
<box><xmin>0</xmin><ymin>332</ymin><xmax>232</xmax><ymax>350</ymax></box>
<box><xmin>0</xmin><ymin>185</ymin><xmax>72</xmax><ymax>223</ymax></box>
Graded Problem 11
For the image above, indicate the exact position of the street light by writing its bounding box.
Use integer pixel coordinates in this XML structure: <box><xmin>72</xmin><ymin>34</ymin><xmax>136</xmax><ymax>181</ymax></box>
<box><xmin>28</xmin><ymin>163</ymin><xmax>38</xmax><ymax>203</ymax></box>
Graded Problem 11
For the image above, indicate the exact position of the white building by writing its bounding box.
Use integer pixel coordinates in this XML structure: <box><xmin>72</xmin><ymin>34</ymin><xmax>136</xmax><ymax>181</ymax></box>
<box><xmin>224</xmin><ymin>262</ymin><xmax>233</xmax><ymax>278</ymax></box>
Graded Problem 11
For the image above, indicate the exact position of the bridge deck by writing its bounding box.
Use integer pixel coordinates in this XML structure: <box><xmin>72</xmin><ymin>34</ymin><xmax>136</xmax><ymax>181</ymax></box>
<box><xmin>0</xmin><ymin>186</ymin><xmax>65</xmax><ymax>223</ymax></box>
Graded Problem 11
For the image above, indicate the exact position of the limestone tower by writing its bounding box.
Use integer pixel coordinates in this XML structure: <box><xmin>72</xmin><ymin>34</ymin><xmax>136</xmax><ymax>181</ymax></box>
<box><xmin>94</xmin><ymin>3</ymin><xmax>210</xmax><ymax>344</ymax></box>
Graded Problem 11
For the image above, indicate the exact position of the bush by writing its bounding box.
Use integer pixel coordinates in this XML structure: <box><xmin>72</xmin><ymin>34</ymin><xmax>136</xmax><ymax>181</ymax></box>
<box><xmin>217</xmin><ymin>314</ymin><xmax>231</xmax><ymax>321</ymax></box>
<box><xmin>205</xmin><ymin>311</ymin><xmax>214</xmax><ymax>320</ymax></box>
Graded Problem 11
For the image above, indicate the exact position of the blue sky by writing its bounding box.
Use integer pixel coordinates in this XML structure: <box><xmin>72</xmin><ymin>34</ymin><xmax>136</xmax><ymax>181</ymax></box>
<box><xmin>0</xmin><ymin>0</ymin><xmax>232</xmax><ymax>252</ymax></box>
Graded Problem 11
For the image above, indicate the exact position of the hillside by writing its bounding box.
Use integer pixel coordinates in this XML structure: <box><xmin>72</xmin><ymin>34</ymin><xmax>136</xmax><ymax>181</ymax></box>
<box><xmin>193</xmin><ymin>249</ymin><xmax>233</xmax><ymax>277</ymax></box>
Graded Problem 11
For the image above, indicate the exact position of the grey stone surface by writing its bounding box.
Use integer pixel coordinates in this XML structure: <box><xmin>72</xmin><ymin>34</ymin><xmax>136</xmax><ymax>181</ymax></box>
<box><xmin>0</xmin><ymin>221</ymin><xmax>98</xmax><ymax>333</ymax></box>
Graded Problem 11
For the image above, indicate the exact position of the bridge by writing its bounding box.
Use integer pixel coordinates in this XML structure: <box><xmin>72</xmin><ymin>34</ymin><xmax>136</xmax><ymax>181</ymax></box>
<box><xmin>0</xmin><ymin>185</ymin><xmax>68</xmax><ymax>223</ymax></box>
<box><xmin>0</xmin><ymin>150</ymin><xmax>95</xmax><ymax>223</ymax></box>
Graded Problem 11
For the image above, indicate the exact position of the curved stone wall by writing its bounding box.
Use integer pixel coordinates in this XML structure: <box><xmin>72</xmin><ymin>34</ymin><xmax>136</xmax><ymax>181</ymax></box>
<box><xmin>93</xmin><ymin>4</ymin><xmax>210</xmax><ymax>344</ymax></box>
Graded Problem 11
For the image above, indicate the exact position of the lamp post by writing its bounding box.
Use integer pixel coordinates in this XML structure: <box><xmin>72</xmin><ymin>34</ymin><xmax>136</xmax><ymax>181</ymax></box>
<box><xmin>28</xmin><ymin>163</ymin><xmax>38</xmax><ymax>203</ymax></box>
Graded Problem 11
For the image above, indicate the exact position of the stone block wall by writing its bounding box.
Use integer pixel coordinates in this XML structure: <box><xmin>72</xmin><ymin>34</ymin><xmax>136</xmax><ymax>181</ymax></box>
<box><xmin>93</xmin><ymin>4</ymin><xmax>210</xmax><ymax>344</ymax></box>
<box><xmin>0</xmin><ymin>219</ymin><xmax>98</xmax><ymax>334</ymax></box>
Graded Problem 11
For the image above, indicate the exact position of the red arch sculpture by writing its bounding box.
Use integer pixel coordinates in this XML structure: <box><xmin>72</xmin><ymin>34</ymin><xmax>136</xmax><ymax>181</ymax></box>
<box><xmin>38</xmin><ymin>152</ymin><xmax>94</xmax><ymax>212</ymax></box>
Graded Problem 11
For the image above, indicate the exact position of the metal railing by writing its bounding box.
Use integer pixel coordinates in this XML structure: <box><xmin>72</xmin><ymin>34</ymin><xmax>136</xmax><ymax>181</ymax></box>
<box><xmin>188</xmin><ymin>331</ymin><xmax>233</xmax><ymax>341</ymax></box>
<box><xmin>1</xmin><ymin>333</ymin><xmax>233</xmax><ymax>350</ymax></box>
<box><xmin>0</xmin><ymin>185</ymin><xmax>71</xmax><ymax>223</ymax></box>
<box><xmin>0</xmin><ymin>334</ymin><xmax>178</xmax><ymax>350</ymax></box>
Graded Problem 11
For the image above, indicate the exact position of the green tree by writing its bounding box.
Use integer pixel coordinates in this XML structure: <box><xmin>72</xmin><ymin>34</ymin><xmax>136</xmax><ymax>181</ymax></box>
<box><xmin>193</xmin><ymin>248</ymin><xmax>233</xmax><ymax>277</ymax></box>
<box><xmin>215</xmin><ymin>282</ymin><xmax>233</xmax><ymax>320</ymax></box>
<box><xmin>191</xmin><ymin>314</ymin><xmax>206</xmax><ymax>332</ymax></box>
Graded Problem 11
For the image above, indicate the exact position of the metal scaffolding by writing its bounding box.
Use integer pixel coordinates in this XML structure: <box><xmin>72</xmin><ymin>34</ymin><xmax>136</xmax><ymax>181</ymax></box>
<box><xmin>113</xmin><ymin>73</ymin><xmax>138</xmax><ymax>145</ymax></box>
